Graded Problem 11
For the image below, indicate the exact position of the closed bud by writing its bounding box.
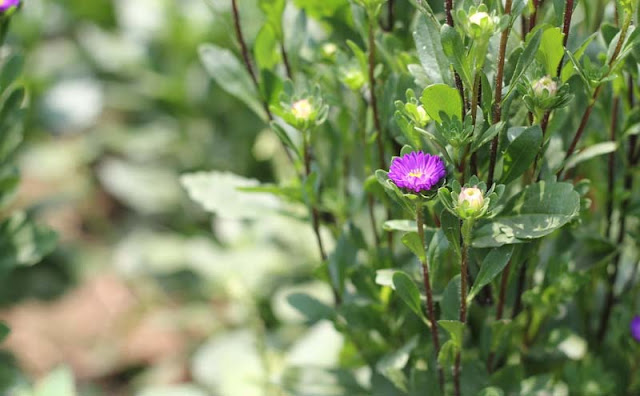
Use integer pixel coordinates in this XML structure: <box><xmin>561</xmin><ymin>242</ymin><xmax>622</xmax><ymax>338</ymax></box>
<box><xmin>291</xmin><ymin>99</ymin><xmax>313</xmax><ymax>121</ymax></box>
<box><xmin>458</xmin><ymin>187</ymin><xmax>484</xmax><ymax>212</ymax></box>
<box><xmin>532</xmin><ymin>76</ymin><xmax>558</xmax><ymax>98</ymax></box>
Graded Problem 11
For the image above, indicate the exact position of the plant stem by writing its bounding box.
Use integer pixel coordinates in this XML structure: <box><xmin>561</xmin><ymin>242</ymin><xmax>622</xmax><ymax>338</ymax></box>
<box><xmin>444</xmin><ymin>0</ymin><xmax>467</xmax><ymax>118</ymax></box>
<box><xmin>368</xmin><ymin>17</ymin><xmax>385</xmax><ymax>172</ymax></box>
<box><xmin>454</xmin><ymin>220</ymin><xmax>471</xmax><ymax>396</ymax></box>
<box><xmin>558</xmin><ymin>15</ymin><xmax>631</xmax><ymax>178</ymax></box>
<box><xmin>469</xmin><ymin>73</ymin><xmax>481</xmax><ymax>176</ymax></box>
<box><xmin>303</xmin><ymin>135</ymin><xmax>337</xmax><ymax>304</ymax></box>
<box><xmin>532</xmin><ymin>0</ymin><xmax>575</xmax><ymax>180</ymax></box>
<box><xmin>280</xmin><ymin>42</ymin><xmax>293</xmax><ymax>80</ymax></box>
<box><xmin>528</xmin><ymin>0</ymin><xmax>542</xmax><ymax>33</ymax></box>
<box><xmin>487</xmin><ymin>0</ymin><xmax>513</xmax><ymax>186</ymax></box>
<box><xmin>367</xmin><ymin>15</ymin><xmax>394</xmax><ymax>251</ymax></box>
<box><xmin>605</xmin><ymin>97</ymin><xmax>619</xmax><ymax>239</ymax></box>
<box><xmin>416</xmin><ymin>202</ymin><xmax>445</xmax><ymax>391</ymax></box>
<box><xmin>445</xmin><ymin>0</ymin><xmax>454</xmax><ymax>26</ymax></box>
<box><xmin>385</xmin><ymin>0</ymin><xmax>394</xmax><ymax>31</ymax></box>
<box><xmin>598</xmin><ymin>73</ymin><xmax>638</xmax><ymax>341</ymax></box>
<box><xmin>487</xmin><ymin>259</ymin><xmax>512</xmax><ymax>372</ymax></box>
<box><xmin>230</xmin><ymin>0</ymin><xmax>295</xmax><ymax>166</ymax></box>
<box><xmin>556</xmin><ymin>0</ymin><xmax>574</xmax><ymax>76</ymax></box>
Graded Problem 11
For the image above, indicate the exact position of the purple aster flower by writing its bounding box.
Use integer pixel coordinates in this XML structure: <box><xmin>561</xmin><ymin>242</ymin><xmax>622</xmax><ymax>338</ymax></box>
<box><xmin>388</xmin><ymin>151</ymin><xmax>446</xmax><ymax>193</ymax></box>
<box><xmin>0</xmin><ymin>0</ymin><xmax>19</xmax><ymax>12</ymax></box>
<box><xmin>631</xmin><ymin>316</ymin><xmax>640</xmax><ymax>342</ymax></box>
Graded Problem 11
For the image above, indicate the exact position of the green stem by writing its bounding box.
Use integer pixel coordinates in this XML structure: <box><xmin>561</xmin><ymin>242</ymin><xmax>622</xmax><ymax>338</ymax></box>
<box><xmin>416</xmin><ymin>202</ymin><xmax>445</xmax><ymax>391</ymax></box>
<box><xmin>454</xmin><ymin>219</ymin><xmax>473</xmax><ymax>396</ymax></box>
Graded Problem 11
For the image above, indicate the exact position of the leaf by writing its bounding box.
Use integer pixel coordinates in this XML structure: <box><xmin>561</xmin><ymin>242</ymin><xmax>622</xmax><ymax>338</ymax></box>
<box><xmin>270</xmin><ymin>120</ymin><xmax>301</xmax><ymax>159</ymax></box>
<box><xmin>468</xmin><ymin>246</ymin><xmax>514</xmax><ymax>302</ymax></box>
<box><xmin>500</xmin><ymin>125</ymin><xmax>542</xmax><ymax>184</ymax></box>
<box><xmin>413</xmin><ymin>15</ymin><xmax>452</xmax><ymax>85</ymax></box>
<box><xmin>0</xmin><ymin>212</ymin><xmax>58</xmax><ymax>272</ymax></box>
<box><xmin>440</xmin><ymin>208</ymin><xmax>461</xmax><ymax>259</ymax></box>
<box><xmin>438</xmin><ymin>320</ymin><xmax>464</xmax><ymax>348</ymax></box>
<box><xmin>376</xmin><ymin>336</ymin><xmax>418</xmax><ymax>392</ymax></box>
<box><xmin>420</xmin><ymin>84</ymin><xmax>463</xmax><ymax>123</ymax></box>
<box><xmin>473</xmin><ymin>181</ymin><xmax>580</xmax><ymax>247</ymax></box>
<box><xmin>471</xmin><ymin>122</ymin><xmax>504</xmax><ymax>153</ymax></box>
<box><xmin>535</xmin><ymin>26</ymin><xmax>564</xmax><ymax>76</ymax></box>
<box><xmin>287</xmin><ymin>292</ymin><xmax>334</xmax><ymax>322</ymax></box>
<box><xmin>392</xmin><ymin>271</ymin><xmax>425</xmax><ymax>320</ymax></box>
<box><xmin>440</xmin><ymin>25</ymin><xmax>473</xmax><ymax>89</ymax></box>
<box><xmin>505</xmin><ymin>29</ymin><xmax>542</xmax><ymax>100</ymax></box>
<box><xmin>0</xmin><ymin>322</ymin><xmax>9</xmax><ymax>343</ymax></box>
<box><xmin>564</xmin><ymin>142</ymin><xmax>618</xmax><ymax>171</ymax></box>
<box><xmin>181</xmin><ymin>171</ymin><xmax>281</xmax><ymax>219</ymax></box>
<box><xmin>561</xmin><ymin>33</ymin><xmax>597</xmax><ymax>81</ymax></box>
<box><xmin>0</xmin><ymin>54</ymin><xmax>23</xmax><ymax>93</ymax></box>
<box><xmin>253</xmin><ymin>24</ymin><xmax>279</xmax><ymax>71</ymax></box>
<box><xmin>199</xmin><ymin>44</ymin><xmax>265</xmax><ymax>120</ymax></box>
<box><xmin>402</xmin><ymin>232</ymin><xmax>426</xmax><ymax>263</ymax></box>
<box><xmin>441</xmin><ymin>275</ymin><xmax>461</xmax><ymax>320</ymax></box>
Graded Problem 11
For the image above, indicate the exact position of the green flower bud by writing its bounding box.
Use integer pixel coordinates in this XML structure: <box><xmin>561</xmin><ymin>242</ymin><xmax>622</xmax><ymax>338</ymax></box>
<box><xmin>458</xmin><ymin>186</ymin><xmax>484</xmax><ymax>217</ymax></box>
<box><xmin>532</xmin><ymin>75</ymin><xmax>558</xmax><ymax>98</ymax></box>
<box><xmin>291</xmin><ymin>99</ymin><xmax>313</xmax><ymax>121</ymax></box>
<box><xmin>341</xmin><ymin>67</ymin><xmax>366</xmax><ymax>91</ymax></box>
<box><xmin>321</xmin><ymin>43</ymin><xmax>338</xmax><ymax>59</ymax></box>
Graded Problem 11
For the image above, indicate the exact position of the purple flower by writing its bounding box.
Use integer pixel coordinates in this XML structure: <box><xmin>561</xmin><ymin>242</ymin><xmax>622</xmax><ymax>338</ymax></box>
<box><xmin>631</xmin><ymin>316</ymin><xmax>640</xmax><ymax>342</ymax></box>
<box><xmin>388</xmin><ymin>151</ymin><xmax>446</xmax><ymax>193</ymax></box>
<box><xmin>0</xmin><ymin>0</ymin><xmax>19</xmax><ymax>12</ymax></box>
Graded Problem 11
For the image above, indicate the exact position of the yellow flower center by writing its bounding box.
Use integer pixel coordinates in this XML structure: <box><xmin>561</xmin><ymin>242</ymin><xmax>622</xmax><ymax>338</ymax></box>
<box><xmin>408</xmin><ymin>170</ymin><xmax>423</xmax><ymax>178</ymax></box>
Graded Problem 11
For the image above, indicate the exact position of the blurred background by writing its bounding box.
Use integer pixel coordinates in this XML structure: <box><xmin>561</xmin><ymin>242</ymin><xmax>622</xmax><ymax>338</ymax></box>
<box><xmin>0</xmin><ymin>0</ymin><xmax>340</xmax><ymax>395</ymax></box>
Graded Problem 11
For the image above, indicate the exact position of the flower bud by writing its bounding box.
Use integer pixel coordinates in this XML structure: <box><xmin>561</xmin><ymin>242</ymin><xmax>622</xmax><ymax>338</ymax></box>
<box><xmin>321</xmin><ymin>43</ymin><xmax>338</xmax><ymax>59</ymax></box>
<box><xmin>291</xmin><ymin>99</ymin><xmax>313</xmax><ymax>121</ymax></box>
<box><xmin>466</xmin><ymin>9</ymin><xmax>496</xmax><ymax>39</ymax></box>
<box><xmin>458</xmin><ymin>187</ymin><xmax>484</xmax><ymax>212</ymax></box>
<box><xmin>341</xmin><ymin>68</ymin><xmax>366</xmax><ymax>91</ymax></box>
<box><xmin>532</xmin><ymin>76</ymin><xmax>558</xmax><ymax>97</ymax></box>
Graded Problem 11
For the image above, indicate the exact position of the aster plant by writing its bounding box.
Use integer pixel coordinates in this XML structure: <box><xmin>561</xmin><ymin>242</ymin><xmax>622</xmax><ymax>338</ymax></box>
<box><xmin>192</xmin><ymin>0</ymin><xmax>640</xmax><ymax>394</ymax></box>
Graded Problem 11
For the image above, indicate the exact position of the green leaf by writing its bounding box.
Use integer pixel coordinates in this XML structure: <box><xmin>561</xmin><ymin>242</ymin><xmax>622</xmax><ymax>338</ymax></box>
<box><xmin>392</xmin><ymin>271</ymin><xmax>425</xmax><ymax>320</ymax></box>
<box><xmin>270</xmin><ymin>120</ymin><xmax>301</xmax><ymax>159</ymax></box>
<box><xmin>376</xmin><ymin>336</ymin><xmax>418</xmax><ymax>392</ymax></box>
<box><xmin>535</xmin><ymin>26</ymin><xmax>564</xmax><ymax>76</ymax></box>
<box><xmin>259</xmin><ymin>0</ymin><xmax>286</xmax><ymax>38</ymax></box>
<box><xmin>254</xmin><ymin>24</ymin><xmax>279</xmax><ymax>71</ymax></box>
<box><xmin>440</xmin><ymin>25</ymin><xmax>473</xmax><ymax>89</ymax></box>
<box><xmin>402</xmin><ymin>232</ymin><xmax>426</xmax><ymax>263</ymax></box>
<box><xmin>471</xmin><ymin>122</ymin><xmax>504</xmax><ymax>153</ymax></box>
<box><xmin>440</xmin><ymin>208</ymin><xmax>461</xmax><ymax>259</ymax></box>
<box><xmin>506</xmin><ymin>29</ymin><xmax>542</xmax><ymax>100</ymax></box>
<box><xmin>413</xmin><ymin>15</ymin><xmax>452</xmax><ymax>85</ymax></box>
<box><xmin>0</xmin><ymin>212</ymin><xmax>58</xmax><ymax>272</ymax></box>
<box><xmin>500</xmin><ymin>125</ymin><xmax>542</xmax><ymax>184</ymax></box>
<box><xmin>561</xmin><ymin>33</ymin><xmax>597</xmax><ymax>81</ymax></box>
<box><xmin>564</xmin><ymin>142</ymin><xmax>618</xmax><ymax>171</ymax></box>
<box><xmin>0</xmin><ymin>322</ymin><xmax>9</xmax><ymax>343</ymax></box>
<box><xmin>420</xmin><ymin>84</ymin><xmax>463</xmax><ymax>123</ymax></box>
<box><xmin>441</xmin><ymin>275</ymin><xmax>461</xmax><ymax>320</ymax></box>
<box><xmin>473</xmin><ymin>181</ymin><xmax>580</xmax><ymax>247</ymax></box>
<box><xmin>199</xmin><ymin>44</ymin><xmax>265</xmax><ymax>120</ymax></box>
<box><xmin>468</xmin><ymin>246</ymin><xmax>514</xmax><ymax>302</ymax></box>
<box><xmin>438</xmin><ymin>320</ymin><xmax>464</xmax><ymax>348</ymax></box>
<box><xmin>287</xmin><ymin>293</ymin><xmax>334</xmax><ymax>322</ymax></box>
<box><xmin>0</xmin><ymin>54</ymin><xmax>23</xmax><ymax>93</ymax></box>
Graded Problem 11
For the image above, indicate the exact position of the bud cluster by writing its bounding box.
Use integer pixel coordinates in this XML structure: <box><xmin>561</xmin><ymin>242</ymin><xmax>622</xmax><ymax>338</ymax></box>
<box><xmin>271</xmin><ymin>83</ymin><xmax>329</xmax><ymax>131</ymax></box>
<box><xmin>438</xmin><ymin>176</ymin><xmax>504</xmax><ymax>220</ymax></box>
<box><xmin>519</xmin><ymin>75</ymin><xmax>573</xmax><ymax>118</ymax></box>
